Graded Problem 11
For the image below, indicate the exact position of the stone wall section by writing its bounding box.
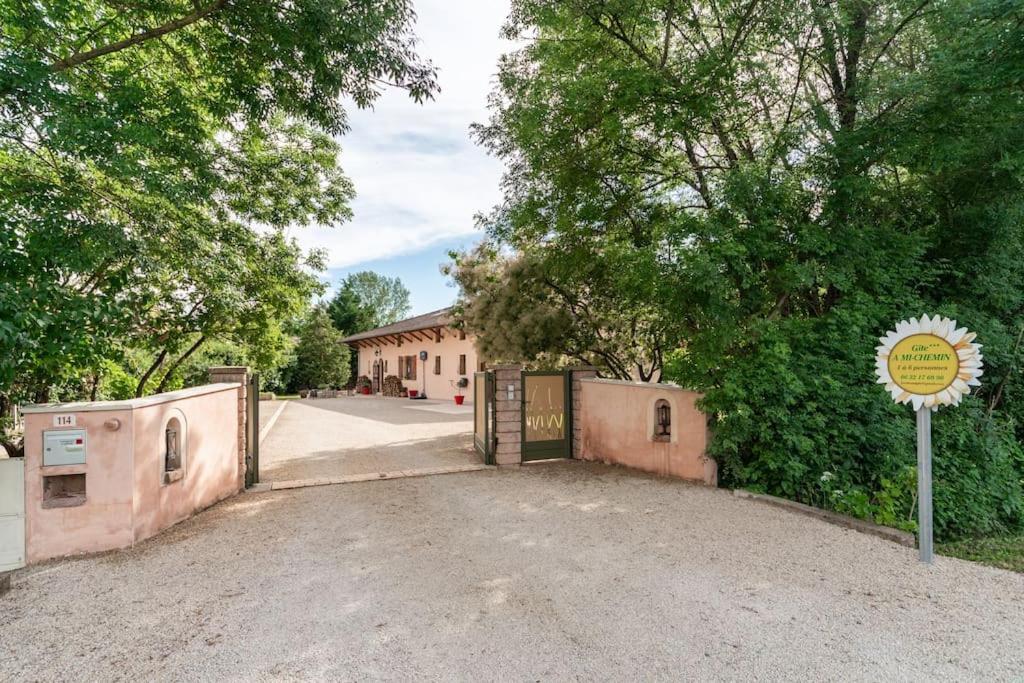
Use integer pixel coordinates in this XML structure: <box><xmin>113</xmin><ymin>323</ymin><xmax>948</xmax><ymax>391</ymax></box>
<box><xmin>208</xmin><ymin>366</ymin><xmax>249</xmax><ymax>490</ymax></box>
<box><xmin>491</xmin><ymin>364</ymin><xmax>522</xmax><ymax>466</ymax></box>
<box><xmin>570</xmin><ymin>367</ymin><xmax>598</xmax><ymax>459</ymax></box>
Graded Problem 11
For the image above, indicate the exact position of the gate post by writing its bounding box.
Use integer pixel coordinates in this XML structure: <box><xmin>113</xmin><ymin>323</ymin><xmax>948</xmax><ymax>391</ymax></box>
<box><xmin>208</xmin><ymin>366</ymin><xmax>250</xmax><ymax>490</ymax></box>
<box><xmin>491</xmin><ymin>364</ymin><xmax>523</xmax><ymax>466</ymax></box>
<box><xmin>569</xmin><ymin>366</ymin><xmax>598</xmax><ymax>459</ymax></box>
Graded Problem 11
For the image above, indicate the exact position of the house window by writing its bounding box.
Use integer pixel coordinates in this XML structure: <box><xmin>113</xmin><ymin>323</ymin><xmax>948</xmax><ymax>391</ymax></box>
<box><xmin>459</xmin><ymin>330</ymin><xmax>466</xmax><ymax>340</ymax></box>
<box><xmin>384</xmin><ymin>360</ymin><xmax>388</xmax><ymax>373</ymax></box>
<box><xmin>458</xmin><ymin>354</ymin><xmax>466</xmax><ymax>375</ymax></box>
<box><xmin>400</xmin><ymin>355</ymin><xmax>416</xmax><ymax>380</ymax></box>
<box><xmin>434</xmin><ymin>356</ymin><xmax>441</xmax><ymax>375</ymax></box>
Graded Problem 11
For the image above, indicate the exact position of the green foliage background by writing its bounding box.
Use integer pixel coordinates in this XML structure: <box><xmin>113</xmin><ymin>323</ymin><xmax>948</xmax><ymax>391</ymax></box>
<box><xmin>0</xmin><ymin>1</ymin><xmax>435</xmax><ymax>406</ymax></box>
<box><xmin>460</xmin><ymin>0</ymin><xmax>1024</xmax><ymax>540</ymax></box>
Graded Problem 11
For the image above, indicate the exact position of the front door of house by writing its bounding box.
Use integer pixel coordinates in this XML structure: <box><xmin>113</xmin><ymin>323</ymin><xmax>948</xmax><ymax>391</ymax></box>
<box><xmin>521</xmin><ymin>371</ymin><xmax>571</xmax><ymax>461</ymax></box>
<box><xmin>372</xmin><ymin>360</ymin><xmax>382</xmax><ymax>394</ymax></box>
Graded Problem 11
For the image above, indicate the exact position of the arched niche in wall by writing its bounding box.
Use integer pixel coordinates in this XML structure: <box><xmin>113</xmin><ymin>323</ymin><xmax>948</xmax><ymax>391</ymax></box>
<box><xmin>161</xmin><ymin>408</ymin><xmax>188</xmax><ymax>485</ymax></box>
<box><xmin>652</xmin><ymin>398</ymin><xmax>673</xmax><ymax>443</ymax></box>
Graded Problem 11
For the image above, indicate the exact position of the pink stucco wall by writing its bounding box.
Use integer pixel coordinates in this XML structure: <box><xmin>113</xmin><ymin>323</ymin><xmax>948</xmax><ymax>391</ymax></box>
<box><xmin>22</xmin><ymin>384</ymin><xmax>242</xmax><ymax>564</ymax></box>
<box><xmin>357</xmin><ymin>330</ymin><xmax>480</xmax><ymax>402</ymax></box>
<box><xmin>579</xmin><ymin>379</ymin><xmax>716</xmax><ymax>485</ymax></box>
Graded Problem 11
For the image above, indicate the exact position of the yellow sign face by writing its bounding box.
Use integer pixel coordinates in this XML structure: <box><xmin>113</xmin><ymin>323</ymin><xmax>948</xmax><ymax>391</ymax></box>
<box><xmin>886</xmin><ymin>333</ymin><xmax>959</xmax><ymax>396</ymax></box>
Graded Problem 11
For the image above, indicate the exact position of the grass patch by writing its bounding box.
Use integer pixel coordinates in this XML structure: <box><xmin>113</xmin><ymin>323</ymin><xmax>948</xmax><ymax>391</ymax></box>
<box><xmin>938</xmin><ymin>535</ymin><xmax>1024</xmax><ymax>573</ymax></box>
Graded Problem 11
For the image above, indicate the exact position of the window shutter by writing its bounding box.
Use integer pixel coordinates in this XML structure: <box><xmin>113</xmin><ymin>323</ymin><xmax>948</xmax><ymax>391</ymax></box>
<box><xmin>459</xmin><ymin>354</ymin><xmax>466</xmax><ymax>375</ymax></box>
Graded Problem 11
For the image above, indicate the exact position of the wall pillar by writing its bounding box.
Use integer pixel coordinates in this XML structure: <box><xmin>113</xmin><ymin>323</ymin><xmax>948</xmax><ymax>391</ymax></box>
<box><xmin>570</xmin><ymin>367</ymin><xmax>598</xmax><ymax>459</ymax></box>
<box><xmin>492</xmin><ymin>364</ymin><xmax>522</xmax><ymax>466</ymax></box>
<box><xmin>208</xmin><ymin>366</ymin><xmax>249</xmax><ymax>490</ymax></box>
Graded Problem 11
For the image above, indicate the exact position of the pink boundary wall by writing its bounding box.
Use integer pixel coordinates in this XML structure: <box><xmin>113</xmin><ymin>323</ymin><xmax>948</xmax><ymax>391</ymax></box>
<box><xmin>579</xmin><ymin>378</ymin><xmax>716</xmax><ymax>485</ymax></box>
<box><xmin>21</xmin><ymin>383</ymin><xmax>243</xmax><ymax>564</ymax></box>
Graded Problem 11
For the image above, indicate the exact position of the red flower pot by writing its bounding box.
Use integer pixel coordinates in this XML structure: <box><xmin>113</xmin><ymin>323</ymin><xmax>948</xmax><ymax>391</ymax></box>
<box><xmin>454</xmin><ymin>395</ymin><xmax>465</xmax><ymax>405</ymax></box>
<box><xmin>361</xmin><ymin>386</ymin><xmax>370</xmax><ymax>395</ymax></box>
<box><xmin>409</xmin><ymin>389</ymin><xmax>419</xmax><ymax>398</ymax></box>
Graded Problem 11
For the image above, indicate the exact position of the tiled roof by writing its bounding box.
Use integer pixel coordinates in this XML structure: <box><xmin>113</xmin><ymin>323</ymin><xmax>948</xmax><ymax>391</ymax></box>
<box><xmin>339</xmin><ymin>307</ymin><xmax>454</xmax><ymax>343</ymax></box>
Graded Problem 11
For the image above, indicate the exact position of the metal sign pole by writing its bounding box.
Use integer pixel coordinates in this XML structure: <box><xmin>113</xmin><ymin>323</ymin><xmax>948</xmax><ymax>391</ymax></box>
<box><xmin>878</xmin><ymin>315</ymin><xmax>982</xmax><ymax>565</ymax></box>
<box><xmin>916</xmin><ymin>407</ymin><xmax>933</xmax><ymax>564</ymax></box>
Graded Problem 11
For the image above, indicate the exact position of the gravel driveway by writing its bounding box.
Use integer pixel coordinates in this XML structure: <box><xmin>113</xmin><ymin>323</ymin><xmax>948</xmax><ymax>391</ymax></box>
<box><xmin>3</xmin><ymin>462</ymin><xmax>1024</xmax><ymax>680</ymax></box>
<box><xmin>259</xmin><ymin>396</ymin><xmax>478</xmax><ymax>482</ymax></box>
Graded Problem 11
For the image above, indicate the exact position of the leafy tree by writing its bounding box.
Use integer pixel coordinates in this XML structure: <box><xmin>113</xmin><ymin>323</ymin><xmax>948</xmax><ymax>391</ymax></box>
<box><xmin>447</xmin><ymin>243</ymin><xmax>676</xmax><ymax>380</ymax></box>
<box><xmin>293</xmin><ymin>308</ymin><xmax>351</xmax><ymax>390</ymax></box>
<box><xmin>0</xmin><ymin>1</ymin><xmax>437</xmax><ymax>403</ymax></box>
<box><xmin>468</xmin><ymin>0</ymin><xmax>1024</xmax><ymax>538</ymax></box>
<box><xmin>326</xmin><ymin>271</ymin><xmax>411</xmax><ymax>333</ymax></box>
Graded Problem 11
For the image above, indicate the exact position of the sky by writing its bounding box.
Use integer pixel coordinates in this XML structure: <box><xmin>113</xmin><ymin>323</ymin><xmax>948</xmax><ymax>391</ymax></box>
<box><xmin>294</xmin><ymin>0</ymin><xmax>515</xmax><ymax>316</ymax></box>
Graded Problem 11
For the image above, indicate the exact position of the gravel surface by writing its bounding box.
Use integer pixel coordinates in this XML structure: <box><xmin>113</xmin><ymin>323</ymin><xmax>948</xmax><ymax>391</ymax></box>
<box><xmin>2</xmin><ymin>461</ymin><xmax>1023</xmax><ymax>681</ymax></box>
<box><xmin>259</xmin><ymin>397</ymin><xmax>477</xmax><ymax>481</ymax></box>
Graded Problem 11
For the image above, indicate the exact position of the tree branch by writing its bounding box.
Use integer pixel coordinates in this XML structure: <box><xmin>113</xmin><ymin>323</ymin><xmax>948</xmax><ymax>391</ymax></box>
<box><xmin>49</xmin><ymin>0</ymin><xmax>229</xmax><ymax>74</ymax></box>
<box><xmin>136</xmin><ymin>348</ymin><xmax>168</xmax><ymax>397</ymax></box>
<box><xmin>155</xmin><ymin>335</ymin><xmax>207</xmax><ymax>393</ymax></box>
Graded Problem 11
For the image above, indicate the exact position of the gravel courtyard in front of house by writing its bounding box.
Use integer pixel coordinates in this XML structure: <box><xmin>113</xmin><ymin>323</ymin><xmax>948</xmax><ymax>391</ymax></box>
<box><xmin>2</xmin><ymin>461</ymin><xmax>1022</xmax><ymax>680</ymax></box>
<box><xmin>258</xmin><ymin>396</ymin><xmax>479</xmax><ymax>482</ymax></box>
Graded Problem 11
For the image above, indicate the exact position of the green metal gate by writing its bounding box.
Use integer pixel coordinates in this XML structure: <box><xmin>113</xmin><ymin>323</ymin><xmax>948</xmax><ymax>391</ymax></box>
<box><xmin>473</xmin><ymin>371</ymin><xmax>495</xmax><ymax>465</ymax></box>
<box><xmin>521</xmin><ymin>370</ymin><xmax>571</xmax><ymax>461</ymax></box>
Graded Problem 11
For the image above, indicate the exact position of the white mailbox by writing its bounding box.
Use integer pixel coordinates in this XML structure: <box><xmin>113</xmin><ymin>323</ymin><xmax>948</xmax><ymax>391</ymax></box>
<box><xmin>43</xmin><ymin>429</ymin><xmax>87</xmax><ymax>466</ymax></box>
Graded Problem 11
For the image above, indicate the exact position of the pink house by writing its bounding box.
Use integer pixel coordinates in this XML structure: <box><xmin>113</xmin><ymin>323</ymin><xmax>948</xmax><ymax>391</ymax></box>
<box><xmin>341</xmin><ymin>307</ymin><xmax>481</xmax><ymax>402</ymax></box>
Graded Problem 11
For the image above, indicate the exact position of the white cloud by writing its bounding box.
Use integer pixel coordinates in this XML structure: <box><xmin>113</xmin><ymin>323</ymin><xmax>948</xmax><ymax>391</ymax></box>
<box><xmin>294</xmin><ymin>0</ymin><xmax>515</xmax><ymax>269</ymax></box>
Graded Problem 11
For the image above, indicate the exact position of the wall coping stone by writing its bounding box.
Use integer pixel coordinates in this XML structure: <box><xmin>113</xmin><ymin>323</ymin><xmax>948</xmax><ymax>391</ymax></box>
<box><xmin>579</xmin><ymin>377</ymin><xmax>701</xmax><ymax>395</ymax></box>
<box><xmin>21</xmin><ymin>383</ymin><xmax>241</xmax><ymax>414</ymax></box>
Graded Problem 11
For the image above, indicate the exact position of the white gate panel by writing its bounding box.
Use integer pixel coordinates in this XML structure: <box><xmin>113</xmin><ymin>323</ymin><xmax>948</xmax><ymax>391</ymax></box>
<box><xmin>0</xmin><ymin>458</ymin><xmax>25</xmax><ymax>571</ymax></box>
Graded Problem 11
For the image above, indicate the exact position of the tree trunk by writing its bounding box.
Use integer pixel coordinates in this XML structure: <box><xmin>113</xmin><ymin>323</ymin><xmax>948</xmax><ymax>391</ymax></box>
<box><xmin>155</xmin><ymin>336</ymin><xmax>207</xmax><ymax>393</ymax></box>
<box><xmin>136</xmin><ymin>349</ymin><xmax>168</xmax><ymax>397</ymax></box>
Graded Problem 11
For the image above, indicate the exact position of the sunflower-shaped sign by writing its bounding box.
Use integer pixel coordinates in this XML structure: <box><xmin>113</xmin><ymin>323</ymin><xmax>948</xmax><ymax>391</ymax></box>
<box><xmin>875</xmin><ymin>314</ymin><xmax>983</xmax><ymax>411</ymax></box>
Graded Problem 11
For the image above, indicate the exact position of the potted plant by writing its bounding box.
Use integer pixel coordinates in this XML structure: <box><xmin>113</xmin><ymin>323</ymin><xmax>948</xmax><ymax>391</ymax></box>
<box><xmin>408</xmin><ymin>389</ymin><xmax>419</xmax><ymax>398</ymax></box>
<box><xmin>355</xmin><ymin>375</ymin><xmax>372</xmax><ymax>395</ymax></box>
<box><xmin>453</xmin><ymin>377</ymin><xmax>469</xmax><ymax>405</ymax></box>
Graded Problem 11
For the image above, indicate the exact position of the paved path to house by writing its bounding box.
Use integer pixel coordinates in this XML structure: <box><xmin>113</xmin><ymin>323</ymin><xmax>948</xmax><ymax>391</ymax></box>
<box><xmin>259</xmin><ymin>396</ymin><xmax>478</xmax><ymax>482</ymax></box>
<box><xmin>3</xmin><ymin>461</ymin><xmax>1023</xmax><ymax>680</ymax></box>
